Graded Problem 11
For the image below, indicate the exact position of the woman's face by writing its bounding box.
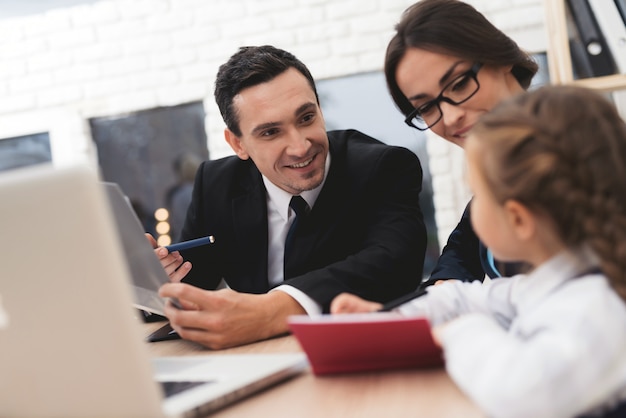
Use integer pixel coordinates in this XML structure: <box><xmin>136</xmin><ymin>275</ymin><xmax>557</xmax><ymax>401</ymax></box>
<box><xmin>395</xmin><ymin>47</ymin><xmax>524</xmax><ymax>147</ymax></box>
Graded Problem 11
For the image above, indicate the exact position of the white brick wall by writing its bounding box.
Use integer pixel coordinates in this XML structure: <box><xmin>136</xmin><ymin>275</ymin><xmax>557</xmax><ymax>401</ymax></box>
<box><xmin>0</xmin><ymin>0</ymin><xmax>545</xmax><ymax>248</ymax></box>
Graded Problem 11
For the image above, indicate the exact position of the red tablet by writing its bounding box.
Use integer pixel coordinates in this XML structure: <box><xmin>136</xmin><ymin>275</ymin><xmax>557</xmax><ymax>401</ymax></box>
<box><xmin>288</xmin><ymin>313</ymin><xmax>444</xmax><ymax>375</ymax></box>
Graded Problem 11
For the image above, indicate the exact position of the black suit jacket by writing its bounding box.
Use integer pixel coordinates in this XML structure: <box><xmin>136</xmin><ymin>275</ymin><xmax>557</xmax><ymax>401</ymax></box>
<box><xmin>178</xmin><ymin>129</ymin><xmax>427</xmax><ymax>312</ymax></box>
<box><xmin>427</xmin><ymin>203</ymin><xmax>488</xmax><ymax>285</ymax></box>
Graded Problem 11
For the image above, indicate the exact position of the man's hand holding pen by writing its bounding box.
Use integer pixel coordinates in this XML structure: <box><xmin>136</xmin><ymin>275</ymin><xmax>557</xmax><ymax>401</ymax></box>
<box><xmin>145</xmin><ymin>232</ymin><xmax>305</xmax><ymax>349</ymax></box>
<box><xmin>145</xmin><ymin>233</ymin><xmax>192</xmax><ymax>283</ymax></box>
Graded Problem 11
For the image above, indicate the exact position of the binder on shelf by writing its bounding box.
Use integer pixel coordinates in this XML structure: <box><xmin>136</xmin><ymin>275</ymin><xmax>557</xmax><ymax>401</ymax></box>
<box><xmin>569</xmin><ymin>39</ymin><xmax>595</xmax><ymax>80</ymax></box>
<box><xmin>616</xmin><ymin>0</ymin><xmax>626</xmax><ymax>26</ymax></box>
<box><xmin>588</xmin><ymin>0</ymin><xmax>626</xmax><ymax>74</ymax></box>
<box><xmin>565</xmin><ymin>0</ymin><xmax>616</xmax><ymax>77</ymax></box>
<box><xmin>565</xmin><ymin>3</ymin><xmax>595</xmax><ymax>79</ymax></box>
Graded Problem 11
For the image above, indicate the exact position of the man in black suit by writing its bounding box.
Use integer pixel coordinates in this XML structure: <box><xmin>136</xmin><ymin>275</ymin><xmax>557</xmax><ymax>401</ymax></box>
<box><xmin>155</xmin><ymin>45</ymin><xmax>426</xmax><ymax>349</ymax></box>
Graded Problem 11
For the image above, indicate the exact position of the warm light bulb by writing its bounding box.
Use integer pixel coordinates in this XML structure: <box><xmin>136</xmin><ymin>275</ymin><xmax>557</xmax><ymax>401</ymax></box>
<box><xmin>154</xmin><ymin>208</ymin><xmax>169</xmax><ymax>221</ymax></box>
<box><xmin>156</xmin><ymin>221</ymin><xmax>170</xmax><ymax>235</ymax></box>
<box><xmin>157</xmin><ymin>235</ymin><xmax>171</xmax><ymax>247</ymax></box>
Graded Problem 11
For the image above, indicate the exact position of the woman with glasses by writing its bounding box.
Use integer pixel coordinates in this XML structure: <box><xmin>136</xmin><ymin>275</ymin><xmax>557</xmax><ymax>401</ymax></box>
<box><xmin>389</xmin><ymin>0</ymin><xmax>538</xmax><ymax>287</ymax></box>
<box><xmin>331</xmin><ymin>0</ymin><xmax>538</xmax><ymax>313</ymax></box>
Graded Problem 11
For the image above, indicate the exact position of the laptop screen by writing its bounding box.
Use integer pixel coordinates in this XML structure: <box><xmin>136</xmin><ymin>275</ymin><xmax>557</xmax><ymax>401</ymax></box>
<box><xmin>103</xmin><ymin>182</ymin><xmax>169</xmax><ymax>315</ymax></box>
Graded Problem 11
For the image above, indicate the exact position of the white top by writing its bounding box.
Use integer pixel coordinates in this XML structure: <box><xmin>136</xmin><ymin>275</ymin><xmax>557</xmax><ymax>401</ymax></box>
<box><xmin>398</xmin><ymin>246</ymin><xmax>626</xmax><ymax>418</ymax></box>
<box><xmin>261</xmin><ymin>154</ymin><xmax>331</xmax><ymax>316</ymax></box>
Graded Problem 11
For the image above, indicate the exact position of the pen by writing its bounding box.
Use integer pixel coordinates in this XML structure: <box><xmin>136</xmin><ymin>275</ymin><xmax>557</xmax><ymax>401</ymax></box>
<box><xmin>165</xmin><ymin>235</ymin><xmax>215</xmax><ymax>253</ymax></box>
<box><xmin>378</xmin><ymin>288</ymin><xmax>427</xmax><ymax>312</ymax></box>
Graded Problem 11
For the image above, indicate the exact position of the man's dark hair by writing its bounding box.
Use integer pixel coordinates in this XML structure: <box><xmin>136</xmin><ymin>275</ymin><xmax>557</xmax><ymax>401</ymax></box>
<box><xmin>214</xmin><ymin>45</ymin><xmax>319</xmax><ymax>137</ymax></box>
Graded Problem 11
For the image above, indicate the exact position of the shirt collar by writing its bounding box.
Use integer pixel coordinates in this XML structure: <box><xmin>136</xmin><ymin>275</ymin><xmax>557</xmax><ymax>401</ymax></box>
<box><xmin>513</xmin><ymin>245</ymin><xmax>601</xmax><ymax>312</ymax></box>
<box><xmin>262</xmin><ymin>152</ymin><xmax>331</xmax><ymax>222</ymax></box>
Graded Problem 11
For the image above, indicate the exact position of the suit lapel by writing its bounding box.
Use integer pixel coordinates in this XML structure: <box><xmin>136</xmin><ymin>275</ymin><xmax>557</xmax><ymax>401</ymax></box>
<box><xmin>231</xmin><ymin>164</ymin><xmax>270</xmax><ymax>292</ymax></box>
<box><xmin>308</xmin><ymin>136</ymin><xmax>348</xmax><ymax>234</ymax></box>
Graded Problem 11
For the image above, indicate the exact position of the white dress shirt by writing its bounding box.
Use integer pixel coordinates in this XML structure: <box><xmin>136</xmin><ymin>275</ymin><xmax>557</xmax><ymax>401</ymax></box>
<box><xmin>398</xmin><ymin>246</ymin><xmax>626</xmax><ymax>418</ymax></box>
<box><xmin>261</xmin><ymin>154</ymin><xmax>331</xmax><ymax>316</ymax></box>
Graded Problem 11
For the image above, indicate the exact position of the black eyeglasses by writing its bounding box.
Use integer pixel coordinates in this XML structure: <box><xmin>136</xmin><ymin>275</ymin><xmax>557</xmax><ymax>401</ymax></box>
<box><xmin>404</xmin><ymin>63</ymin><xmax>483</xmax><ymax>131</ymax></box>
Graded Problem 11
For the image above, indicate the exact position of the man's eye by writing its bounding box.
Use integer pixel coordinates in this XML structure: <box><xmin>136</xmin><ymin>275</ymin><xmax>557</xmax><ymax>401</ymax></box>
<box><xmin>261</xmin><ymin>128</ymin><xmax>279</xmax><ymax>137</ymax></box>
<box><xmin>300</xmin><ymin>113</ymin><xmax>315</xmax><ymax>124</ymax></box>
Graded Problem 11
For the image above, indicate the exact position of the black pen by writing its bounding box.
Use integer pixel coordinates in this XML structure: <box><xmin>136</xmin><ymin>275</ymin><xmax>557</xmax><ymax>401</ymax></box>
<box><xmin>378</xmin><ymin>288</ymin><xmax>427</xmax><ymax>312</ymax></box>
<box><xmin>165</xmin><ymin>235</ymin><xmax>215</xmax><ymax>253</ymax></box>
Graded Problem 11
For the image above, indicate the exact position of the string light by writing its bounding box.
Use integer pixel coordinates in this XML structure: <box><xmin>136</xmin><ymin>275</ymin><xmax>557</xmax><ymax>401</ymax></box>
<box><xmin>154</xmin><ymin>207</ymin><xmax>171</xmax><ymax>247</ymax></box>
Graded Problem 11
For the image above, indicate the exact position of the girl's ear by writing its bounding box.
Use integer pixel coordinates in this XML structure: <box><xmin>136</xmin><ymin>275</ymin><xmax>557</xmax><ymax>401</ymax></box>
<box><xmin>224</xmin><ymin>129</ymin><xmax>249</xmax><ymax>160</ymax></box>
<box><xmin>503</xmin><ymin>199</ymin><xmax>536</xmax><ymax>241</ymax></box>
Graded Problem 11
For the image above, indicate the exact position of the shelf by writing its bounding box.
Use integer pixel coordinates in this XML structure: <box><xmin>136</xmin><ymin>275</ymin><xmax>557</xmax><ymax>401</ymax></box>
<box><xmin>543</xmin><ymin>0</ymin><xmax>626</xmax><ymax>92</ymax></box>
<box><xmin>544</xmin><ymin>0</ymin><xmax>573</xmax><ymax>85</ymax></box>
<box><xmin>569</xmin><ymin>74</ymin><xmax>626</xmax><ymax>92</ymax></box>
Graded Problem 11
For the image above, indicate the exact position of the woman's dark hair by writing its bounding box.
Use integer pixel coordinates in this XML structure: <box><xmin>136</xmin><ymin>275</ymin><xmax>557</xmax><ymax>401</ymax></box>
<box><xmin>385</xmin><ymin>0</ymin><xmax>539</xmax><ymax>115</ymax></box>
<box><xmin>214</xmin><ymin>45</ymin><xmax>319</xmax><ymax>136</ymax></box>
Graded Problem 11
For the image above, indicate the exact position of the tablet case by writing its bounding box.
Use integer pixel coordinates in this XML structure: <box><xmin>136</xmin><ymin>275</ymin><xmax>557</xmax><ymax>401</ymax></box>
<box><xmin>288</xmin><ymin>313</ymin><xmax>444</xmax><ymax>375</ymax></box>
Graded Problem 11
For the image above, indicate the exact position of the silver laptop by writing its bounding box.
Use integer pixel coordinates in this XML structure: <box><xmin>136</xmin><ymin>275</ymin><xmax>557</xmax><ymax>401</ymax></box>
<box><xmin>0</xmin><ymin>164</ymin><xmax>307</xmax><ymax>417</ymax></box>
<box><xmin>103</xmin><ymin>181</ymin><xmax>170</xmax><ymax>316</ymax></box>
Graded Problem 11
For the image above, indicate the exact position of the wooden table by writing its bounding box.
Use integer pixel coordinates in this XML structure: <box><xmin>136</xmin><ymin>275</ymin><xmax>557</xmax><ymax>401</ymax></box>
<box><xmin>143</xmin><ymin>322</ymin><xmax>485</xmax><ymax>418</ymax></box>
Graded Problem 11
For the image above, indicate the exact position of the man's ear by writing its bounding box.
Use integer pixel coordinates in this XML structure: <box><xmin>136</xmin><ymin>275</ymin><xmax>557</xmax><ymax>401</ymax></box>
<box><xmin>224</xmin><ymin>129</ymin><xmax>249</xmax><ymax>160</ymax></box>
<box><xmin>503</xmin><ymin>199</ymin><xmax>535</xmax><ymax>241</ymax></box>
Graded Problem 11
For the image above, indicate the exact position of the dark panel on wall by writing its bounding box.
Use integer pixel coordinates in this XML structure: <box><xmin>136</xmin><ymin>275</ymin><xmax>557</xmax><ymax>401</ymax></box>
<box><xmin>0</xmin><ymin>132</ymin><xmax>51</xmax><ymax>172</ymax></box>
<box><xmin>89</xmin><ymin>102</ymin><xmax>208</xmax><ymax>239</ymax></box>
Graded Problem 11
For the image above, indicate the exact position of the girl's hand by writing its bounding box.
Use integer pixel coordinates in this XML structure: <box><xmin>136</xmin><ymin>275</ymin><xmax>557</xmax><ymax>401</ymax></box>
<box><xmin>330</xmin><ymin>293</ymin><xmax>383</xmax><ymax>314</ymax></box>
<box><xmin>431</xmin><ymin>322</ymin><xmax>450</xmax><ymax>348</ymax></box>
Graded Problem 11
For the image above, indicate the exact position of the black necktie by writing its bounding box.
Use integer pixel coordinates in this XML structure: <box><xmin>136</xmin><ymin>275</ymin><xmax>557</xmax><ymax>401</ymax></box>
<box><xmin>284</xmin><ymin>195</ymin><xmax>309</xmax><ymax>275</ymax></box>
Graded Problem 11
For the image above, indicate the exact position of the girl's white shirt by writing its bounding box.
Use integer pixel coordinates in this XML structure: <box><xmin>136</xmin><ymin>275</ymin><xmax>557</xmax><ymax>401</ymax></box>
<box><xmin>398</xmin><ymin>246</ymin><xmax>626</xmax><ymax>418</ymax></box>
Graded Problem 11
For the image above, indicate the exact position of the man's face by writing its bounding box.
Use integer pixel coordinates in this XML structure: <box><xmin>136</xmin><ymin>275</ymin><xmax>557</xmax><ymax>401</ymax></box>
<box><xmin>225</xmin><ymin>68</ymin><xmax>329</xmax><ymax>195</ymax></box>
